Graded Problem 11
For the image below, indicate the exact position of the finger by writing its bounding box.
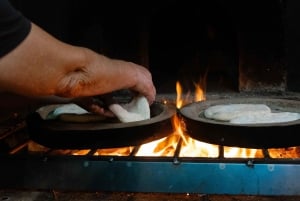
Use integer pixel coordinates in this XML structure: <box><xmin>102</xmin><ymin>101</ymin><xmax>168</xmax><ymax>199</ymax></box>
<box><xmin>90</xmin><ymin>104</ymin><xmax>115</xmax><ymax>117</ymax></box>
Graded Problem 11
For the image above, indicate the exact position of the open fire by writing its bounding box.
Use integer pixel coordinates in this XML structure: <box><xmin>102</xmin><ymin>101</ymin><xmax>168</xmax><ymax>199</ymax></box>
<box><xmin>1</xmin><ymin>1</ymin><xmax>300</xmax><ymax>197</ymax></box>
<box><xmin>26</xmin><ymin>81</ymin><xmax>300</xmax><ymax>159</ymax></box>
<box><xmin>1</xmin><ymin>83</ymin><xmax>300</xmax><ymax>196</ymax></box>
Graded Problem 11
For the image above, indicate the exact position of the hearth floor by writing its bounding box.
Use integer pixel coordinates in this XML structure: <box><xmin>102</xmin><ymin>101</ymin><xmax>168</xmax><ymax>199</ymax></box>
<box><xmin>1</xmin><ymin>190</ymin><xmax>300</xmax><ymax>201</ymax></box>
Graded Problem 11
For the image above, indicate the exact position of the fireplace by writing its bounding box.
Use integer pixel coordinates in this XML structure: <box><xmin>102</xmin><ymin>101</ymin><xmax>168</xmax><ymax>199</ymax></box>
<box><xmin>1</xmin><ymin>0</ymin><xmax>300</xmax><ymax>200</ymax></box>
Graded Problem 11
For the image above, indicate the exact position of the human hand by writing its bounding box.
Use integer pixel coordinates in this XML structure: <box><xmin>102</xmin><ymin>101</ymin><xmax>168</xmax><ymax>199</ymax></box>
<box><xmin>73</xmin><ymin>97</ymin><xmax>115</xmax><ymax>117</ymax></box>
<box><xmin>127</xmin><ymin>64</ymin><xmax>156</xmax><ymax>105</ymax></box>
<box><xmin>78</xmin><ymin>50</ymin><xmax>156</xmax><ymax>105</ymax></box>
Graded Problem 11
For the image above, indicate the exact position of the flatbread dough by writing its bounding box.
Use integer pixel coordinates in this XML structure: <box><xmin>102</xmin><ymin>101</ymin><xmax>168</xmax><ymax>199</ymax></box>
<box><xmin>36</xmin><ymin>103</ymin><xmax>89</xmax><ymax>120</ymax></box>
<box><xmin>230</xmin><ymin>112</ymin><xmax>300</xmax><ymax>124</ymax></box>
<box><xmin>109</xmin><ymin>95</ymin><xmax>150</xmax><ymax>123</ymax></box>
<box><xmin>203</xmin><ymin>103</ymin><xmax>300</xmax><ymax>124</ymax></box>
<box><xmin>36</xmin><ymin>95</ymin><xmax>150</xmax><ymax>123</ymax></box>
<box><xmin>204</xmin><ymin>104</ymin><xmax>271</xmax><ymax>121</ymax></box>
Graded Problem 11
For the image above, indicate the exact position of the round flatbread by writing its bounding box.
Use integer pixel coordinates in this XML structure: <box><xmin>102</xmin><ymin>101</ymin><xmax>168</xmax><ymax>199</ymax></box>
<box><xmin>230</xmin><ymin>112</ymin><xmax>300</xmax><ymax>124</ymax></box>
<box><xmin>204</xmin><ymin>104</ymin><xmax>271</xmax><ymax>121</ymax></box>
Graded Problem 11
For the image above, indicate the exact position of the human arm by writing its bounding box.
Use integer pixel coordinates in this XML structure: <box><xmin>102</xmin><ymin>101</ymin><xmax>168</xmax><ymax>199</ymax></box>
<box><xmin>0</xmin><ymin>22</ymin><xmax>156</xmax><ymax>104</ymax></box>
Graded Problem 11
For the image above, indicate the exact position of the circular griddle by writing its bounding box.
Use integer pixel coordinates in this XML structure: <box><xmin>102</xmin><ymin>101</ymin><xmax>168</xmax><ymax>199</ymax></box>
<box><xmin>26</xmin><ymin>102</ymin><xmax>176</xmax><ymax>149</ymax></box>
<box><xmin>179</xmin><ymin>98</ymin><xmax>300</xmax><ymax>148</ymax></box>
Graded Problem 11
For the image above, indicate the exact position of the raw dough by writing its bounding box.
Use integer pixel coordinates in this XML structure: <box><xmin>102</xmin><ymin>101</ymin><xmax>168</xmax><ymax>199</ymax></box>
<box><xmin>230</xmin><ymin>112</ymin><xmax>300</xmax><ymax>124</ymax></box>
<box><xmin>109</xmin><ymin>95</ymin><xmax>150</xmax><ymax>123</ymax></box>
<box><xmin>204</xmin><ymin>104</ymin><xmax>271</xmax><ymax>121</ymax></box>
<box><xmin>36</xmin><ymin>103</ymin><xmax>89</xmax><ymax>120</ymax></box>
<box><xmin>36</xmin><ymin>95</ymin><xmax>151</xmax><ymax>123</ymax></box>
<box><xmin>203</xmin><ymin>103</ymin><xmax>300</xmax><ymax>124</ymax></box>
<box><xmin>36</xmin><ymin>103</ymin><xmax>107</xmax><ymax>122</ymax></box>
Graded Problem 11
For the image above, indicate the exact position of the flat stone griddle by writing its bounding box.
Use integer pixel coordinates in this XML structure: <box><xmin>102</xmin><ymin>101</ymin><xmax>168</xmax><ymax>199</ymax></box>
<box><xmin>26</xmin><ymin>102</ymin><xmax>176</xmax><ymax>149</ymax></box>
<box><xmin>179</xmin><ymin>98</ymin><xmax>300</xmax><ymax>148</ymax></box>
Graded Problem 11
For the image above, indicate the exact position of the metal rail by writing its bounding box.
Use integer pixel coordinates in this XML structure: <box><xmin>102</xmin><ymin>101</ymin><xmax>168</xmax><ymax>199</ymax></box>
<box><xmin>1</xmin><ymin>122</ymin><xmax>300</xmax><ymax>195</ymax></box>
<box><xmin>1</xmin><ymin>154</ymin><xmax>300</xmax><ymax>195</ymax></box>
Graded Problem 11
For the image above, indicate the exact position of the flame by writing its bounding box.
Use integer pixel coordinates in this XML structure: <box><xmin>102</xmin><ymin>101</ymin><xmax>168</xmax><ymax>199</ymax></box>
<box><xmin>224</xmin><ymin>147</ymin><xmax>263</xmax><ymax>158</ymax></box>
<box><xmin>180</xmin><ymin>135</ymin><xmax>219</xmax><ymax>157</ymax></box>
<box><xmin>137</xmin><ymin>81</ymin><xmax>184</xmax><ymax>156</ymax></box>
<box><xmin>134</xmin><ymin>80</ymin><xmax>264</xmax><ymax>158</ymax></box>
<box><xmin>176</xmin><ymin>80</ymin><xmax>218</xmax><ymax>157</ymax></box>
<box><xmin>26</xmin><ymin>79</ymin><xmax>300</xmax><ymax>159</ymax></box>
<box><xmin>176</xmin><ymin>80</ymin><xmax>264</xmax><ymax>158</ymax></box>
<box><xmin>194</xmin><ymin>79</ymin><xmax>206</xmax><ymax>102</ymax></box>
<box><xmin>96</xmin><ymin>147</ymin><xmax>133</xmax><ymax>156</ymax></box>
<box><xmin>268</xmin><ymin>147</ymin><xmax>300</xmax><ymax>158</ymax></box>
<box><xmin>137</xmin><ymin>80</ymin><xmax>219</xmax><ymax>157</ymax></box>
<box><xmin>71</xmin><ymin>149</ymin><xmax>91</xmax><ymax>155</ymax></box>
<box><xmin>136</xmin><ymin>135</ymin><xmax>180</xmax><ymax>156</ymax></box>
<box><xmin>176</xmin><ymin>81</ymin><xmax>183</xmax><ymax>108</ymax></box>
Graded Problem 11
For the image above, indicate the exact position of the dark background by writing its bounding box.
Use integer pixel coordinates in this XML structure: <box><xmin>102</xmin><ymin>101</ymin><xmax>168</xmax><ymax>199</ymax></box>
<box><xmin>9</xmin><ymin>0</ymin><xmax>300</xmax><ymax>93</ymax></box>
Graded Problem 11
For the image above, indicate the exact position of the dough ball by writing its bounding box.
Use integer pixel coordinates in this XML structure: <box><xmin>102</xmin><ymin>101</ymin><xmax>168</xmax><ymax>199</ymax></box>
<box><xmin>108</xmin><ymin>95</ymin><xmax>150</xmax><ymax>123</ymax></box>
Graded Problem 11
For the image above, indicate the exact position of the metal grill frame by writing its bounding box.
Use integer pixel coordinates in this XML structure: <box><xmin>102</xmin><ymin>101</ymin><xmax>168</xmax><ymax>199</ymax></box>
<box><xmin>1</xmin><ymin>93</ymin><xmax>300</xmax><ymax>195</ymax></box>
<box><xmin>1</xmin><ymin>153</ymin><xmax>300</xmax><ymax>195</ymax></box>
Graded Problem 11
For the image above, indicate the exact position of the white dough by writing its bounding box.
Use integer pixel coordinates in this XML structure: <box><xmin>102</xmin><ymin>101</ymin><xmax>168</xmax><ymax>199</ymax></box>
<box><xmin>36</xmin><ymin>103</ymin><xmax>89</xmax><ymax>120</ymax></box>
<box><xmin>230</xmin><ymin>112</ymin><xmax>300</xmax><ymax>124</ymax></box>
<box><xmin>203</xmin><ymin>103</ymin><xmax>300</xmax><ymax>124</ymax></box>
<box><xmin>204</xmin><ymin>104</ymin><xmax>271</xmax><ymax>121</ymax></box>
<box><xmin>36</xmin><ymin>95</ymin><xmax>150</xmax><ymax>123</ymax></box>
<box><xmin>108</xmin><ymin>95</ymin><xmax>150</xmax><ymax>123</ymax></box>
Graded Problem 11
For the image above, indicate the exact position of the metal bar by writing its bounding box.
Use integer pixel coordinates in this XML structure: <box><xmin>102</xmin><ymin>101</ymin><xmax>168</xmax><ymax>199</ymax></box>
<box><xmin>218</xmin><ymin>145</ymin><xmax>224</xmax><ymax>159</ymax></box>
<box><xmin>130</xmin><ymin>146</ymin><xmax>140</xmax><ymax>156</ymax></box>
<box><xmin>1</xmin><ymin>155</ymin><xmax>300</xmax><ymax>195</ymax></box>
<box><xmin>263</xmin><ymin>149</ymin><xmax>270</xmax><ymax>158</ymax></box>
<box><xmin>9</xmin><ymin>140</ymin><xmax>29</xmax><ymax>154</ymax></box>
<box><xmin>0</xmin><ymin>122</ymin><xmax>26</xmax><ymax>140</ymax></box>
<box><xmin>87</xmin><ymin>149</ymin><xmax>97</xmax><ymax>156</ymax></box>
<box><xmin>173</xmin><ymin>138</ymin><xmax>182</xmax><ymax>158</ymax></box>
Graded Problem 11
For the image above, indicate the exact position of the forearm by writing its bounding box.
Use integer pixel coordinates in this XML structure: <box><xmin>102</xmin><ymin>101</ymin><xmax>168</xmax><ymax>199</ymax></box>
<box><xmin>0</xmin><ymin>23</ymin><xmax>85</xmax><ymax>97</ymax></box>
<box><xmin>0</xmin><ymin>22</ymin><xmax>155</xmax><ymax>102</ymax></box>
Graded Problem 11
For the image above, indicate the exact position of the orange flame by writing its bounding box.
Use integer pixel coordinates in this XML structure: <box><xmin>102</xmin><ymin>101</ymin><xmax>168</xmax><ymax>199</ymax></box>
<box><xmin>174</xmin><ymin>81</ymin><xmax>218</xmax><ymax>157</ymax></box>
<box><xmin>176</xmin><ymin>81</ymin><xmax>183</xmax><ymax>109</ymax></box>
<box><xmin>194</xmin><ymin>79</ymin><xmax>206</xmax><ymax>102</ymax></box>
<box><xmin>27</xmin><ymin>79</ymin><xmax>299</xmax><ymax>159</ymax></box>
<box><xmin>224</xmin><ymin>146</ymin><xmax>263</xmax><ymax>158</ymax></box>
<box><xmin>173</xmin><ymin>81</ymin><xmax>263</xmax><ymax>158</ymax></box>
